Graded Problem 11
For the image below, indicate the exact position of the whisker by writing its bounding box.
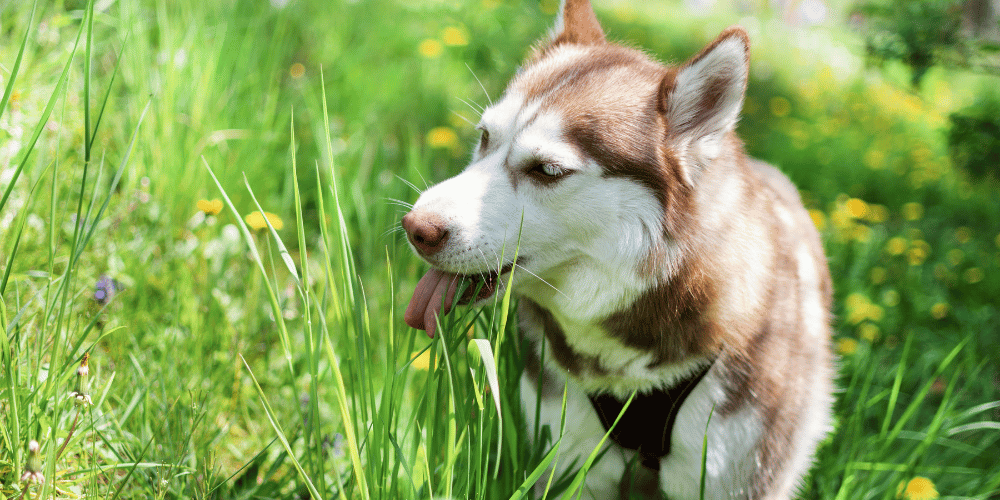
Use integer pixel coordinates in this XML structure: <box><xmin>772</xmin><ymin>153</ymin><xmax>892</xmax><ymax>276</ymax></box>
<box><xmin>384</xmin><ymin>197</ymin><xmax>414</xmax><ymax>210</ymax></box>
<box><xmin>395</xmin><ymin>175</ymin><xmax>424</xmax><ymax>195</ymax></box>
<box><xmin>466</xmin><ymin>63</ymin><xmax>493</xmax><ymax>107</ymax></box>
<box><xmin>514</xmin><ymin>263</ymin><xmax>567</xmax><ymax>298</ymax></box>
<box><xmin>451</xmin><ymin>110</ymin><xmax>476</xmax><ymax>127</ymax></box>
<box><xmin>457</xmin><ymin>96</ymin><xmax>484</xmax><ymax>116</ymax></box>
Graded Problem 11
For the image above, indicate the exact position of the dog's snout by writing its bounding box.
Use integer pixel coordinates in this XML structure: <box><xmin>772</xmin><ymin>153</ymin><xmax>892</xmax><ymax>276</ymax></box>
<box><xmin>402</xmin><ymin>210</ymin><xmax>450</xmax><ymax>256</ymax></box>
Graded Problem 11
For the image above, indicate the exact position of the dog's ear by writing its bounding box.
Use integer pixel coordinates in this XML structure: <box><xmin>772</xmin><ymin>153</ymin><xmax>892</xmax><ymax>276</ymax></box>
<box><xmin>550</xmin><ymin>0</ymin><xmax>605</xmax><ymax>46</ymax></box>
<box><xmin>659</xmin><ymin>27</ymin><xmax>749</xmax><ymax>155</ymax></box>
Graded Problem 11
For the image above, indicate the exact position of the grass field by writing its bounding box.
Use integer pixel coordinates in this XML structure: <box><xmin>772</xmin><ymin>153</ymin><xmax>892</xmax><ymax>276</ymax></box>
<box><xmin>2</xmin><ymin>0</ymin><xmax>999</xmax><ymax>498</ymax></box>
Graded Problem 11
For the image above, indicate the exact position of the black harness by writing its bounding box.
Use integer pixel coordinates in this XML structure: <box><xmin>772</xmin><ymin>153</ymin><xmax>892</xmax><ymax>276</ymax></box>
<box><xmin>588</xmin><ymin>362</ymin><xmax>713</xmax><ymax>471</ymax></box>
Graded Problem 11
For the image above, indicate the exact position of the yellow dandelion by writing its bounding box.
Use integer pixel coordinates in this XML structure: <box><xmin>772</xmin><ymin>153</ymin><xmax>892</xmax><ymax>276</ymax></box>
<box><xmin>963</xmin><ymin>267</ymin><xmax>984</xmax><ymax>284</ymax></box>
<box><xmin>870</xmin><ymin>267</ymin><xmax>887</xmax><ymax>284</ymax></box>
<box><xmin>10</xmin><ymin>90</ymin><xmax>21</xmax><ymax>103</ymax></box>
<box><xmin>866</xmin><ymin>204</ymin><xmax>889</xmax><ymax>223</ymax></box>
<box><xmin>866</xmin><ymin>304</ymin><xmax>885</xmax><ymax>322</ymax></box>
<box><xmin>946</xmin><ymin>249</ymin><xmax>964</xmax><ymax>266</ymax></box>
<box><xmin>859</xmin><ymin>323</ymin><xmax>880</xmax><ymax>342</ymax></box>
<box><xmin>441</xmin><ymin>26</ymin><xmax>468</xmax><ymax>46</ymax></box>
<box><xmin>197</xmin><ymin>198</ymin><xmax>224</xmax><ymax>216</ymax></box>
<box><xmin>769</xmin><ymin>96</ymin><xmax>791</xmax><ymax>117</ymax></box>
<box><xmin>808</xmin><ymin>209</ymin><xmax>827</xmax><ymax>231</ymax></box>
<box><xmin>245</xmin><ymin>211</ymin><xmax>284</xmax><ymax>231</ymax></box>
<box><xmin>289</xmin><ymin>62</ymin><xmax>305</xmax><ymax>79</ymax></box>
<box><xmin>902</xmin><ymin>202</ymin><xmax>924</xmax><ymax>221</ymax></box>
<box><xmin>845</xmin><ymin>293</ymin><xmax>869</xmax><ymax>311</ymax></box>
<box><xmin>426</xmin><ymin>126</ymin><xmax>458</xmax><ymax>149</ymax></box>
<box><xmin>418</xmin><ymin>38</ymin><xmax>443</xmax><ymax>58</ymax></box>
<box><xmin>907</xmin><ymin>246</ymin><xmax>928</xmax><ymax>266</ymax></box>
<box><xmin>411</xmin><ymin>350</ymin><xmax>433</xmax><ymax>370</ymax></box>
<box><xmin>897</xmin><ymin>476</ymin><xmax>939</xmax><ymax>500</ymax></box>
<box><xmin>954</xmin><ymin>226</ymin><xmax>972</xmax><ymax>244</ymax></box>
<box><xmin>864</xmin><ymin>148</ymin><xmax>886</xmax><ymax>170</ymax></box>
<box><xmin>930</xmin><ymin>302</ymin><xmax>949</xmax><ymax>320</ymax></box>
<box><xmin>836</xmin><ymin>338</ymin><xmax>858</xmax><ymax>355</ymax></box>
<box><xmin>881</xmin><ymin>289</ymin><xmax>900</xmax><ymax>307</ymax></box>
<box><xmin>845</xmin><ymin>198</ymin><xmax>868</xmax><ymax>219</ymax></box>
<box><xmin>852</xmin><ymin>225</ymin><xmax>871</xmax><ymax>243</ymax></box>
<box><xmin>885</xmin><ymin>237</ymin><xmax>908</xmax><ymax>256</ymax></box>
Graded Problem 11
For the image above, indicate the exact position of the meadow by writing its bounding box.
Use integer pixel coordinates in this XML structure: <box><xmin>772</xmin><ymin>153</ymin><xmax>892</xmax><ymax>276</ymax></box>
<box><xmin>1</xmin><ymin>0</ymin><xmax>998</xmax><ymax>498</ymax></box>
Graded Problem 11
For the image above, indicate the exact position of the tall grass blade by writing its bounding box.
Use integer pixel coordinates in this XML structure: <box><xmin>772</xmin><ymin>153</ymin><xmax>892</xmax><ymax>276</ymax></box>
<box><xmin>0</xmin><ymin>1</ymin><xmax>85</xmax><ymax>215</ymax></box>
<box><xmin>0</xmin><ymin>0</ymin><xmax>36</xmax><ymax>120</ymax></box>
<box><xmin>202</xmin><ymin>157</ymin><xmax>295</xmax><ymax>375</ymax></box>
<box><xmin>240</xmin><ymin>355</ymin><xmax>322</xmax><ymax>499</ymax></box>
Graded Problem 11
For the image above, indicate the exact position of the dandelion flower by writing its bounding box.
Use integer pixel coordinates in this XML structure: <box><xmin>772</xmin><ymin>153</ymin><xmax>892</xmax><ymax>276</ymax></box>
<box><xmin>245</xmin><ymin>211</ymin><xmax>284</xmax><ymax>231</ymax></box>
<box><xmin>418</xmin><ymin>38</ymin><xmax>443</xmax><ymax>58</ymax></box>
<box><xmin>885</xmin><ymin>237</ymin><xmax>907</xmax><ymax>256</ymax></box>
<box><xmin>69</xmin><ymin>353</ymin><xmax>92</xmax><ymax>407</ymax></box>
<box><xmin>441</xmin><ymin>26</ymin><xmax>468</xmax><ymax>46</ymax></box>
<box><xmin>902</xmin><ymin>202</ymin><xmax>923</xmax><ymax>221</ymax></box>
<box><xmin>289</xmin><ymin>62</ymin><xmax>305</xmax><ymax>79</ymax></box>
<box><xmin>866</xmin><ymin>204</ymin><xmax>889</xmax><ymax>223</ymax></box>
<box><xmin>963</xmin><ymin>267</ymin><xmax>984</xmax><ymax>284</ymax></box>
<box><xmin>859</xmin><ymin>323</ymin><xmax>880</xmax><ymax>342</ymax></box>
<box><xmin>954</xmin><ymin>226</ymin><xmax>972</xmax><ymax>244</ymax></box>
<box><xmin>21</xmin><ymin>440</ymin><xmax>44</xmax><ymax>484</ymax></box>
<box><xmin>769</xmin><ymin>96</ymin><xmax>791</xmax><ymax>117</ymax></box>
<box><xmin>846</xmin><ymin>198</ymin><xmax>868</xmax><ymax>218</ymax></box>
<box><xmin>870</xmin><ymin>267</ymin><xmax>886</xmax><ymax>284</ymax></box>
<box><xmin>411</xmin><ymin>350</ymin><xmax>433</xmax><ymax>370</ymax></box>
<box><xmin>881</xmin><ymin>289</ymin><xmax>900</xmax><ymax>307</ymax></box>
<box><xmin>930</xmin><ymin>302</ymin><xmax>949</xmax><ymax>320</ymax></box>
<box><xmin>426</xmin><ymin>127</ymin><xmax>458</xmax><ymax>150</ymax></box>
<box><xmin>197</xmin><ymin>198</ymin><xmax>223</xmax><ymax>216</ymax></box>
<box><xmin>897</xmin><ymin>476</ymin><xmax>938</xmax><ymax>500</ymax></box>
<box><xmin>808</xmin><ymin>209</ymin><xmax>826</xmax><ymax>231</ymax></box>
<box><xmin>836</xmin><ymin>338</ymin><xmax>858</xmax><ymax>355</ymax></box>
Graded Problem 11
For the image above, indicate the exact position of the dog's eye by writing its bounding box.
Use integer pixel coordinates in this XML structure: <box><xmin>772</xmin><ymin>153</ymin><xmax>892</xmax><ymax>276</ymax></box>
<box><xmin>527</xmin><ymin>161</ymin><xmax>567</xmax><ymax>181</ymax></box>
<box><xmin>479</xmin><ymin>130</ymin><xmax>490</xmax><ymax>150</ymax></box>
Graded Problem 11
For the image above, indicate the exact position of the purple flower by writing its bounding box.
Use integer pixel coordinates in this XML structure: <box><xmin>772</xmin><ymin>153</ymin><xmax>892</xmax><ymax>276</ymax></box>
<box><xmin>94</xmin><ymin>275</ymin><xmax>119</xmax><ymax>305</ymax></box>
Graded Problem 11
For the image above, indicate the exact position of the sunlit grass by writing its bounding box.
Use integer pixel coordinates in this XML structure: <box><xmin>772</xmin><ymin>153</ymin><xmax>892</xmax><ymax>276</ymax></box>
<box><xmin>1</xmin><ymin>0</ymin><xmax>998</xmax><ymax>498</ymax></box>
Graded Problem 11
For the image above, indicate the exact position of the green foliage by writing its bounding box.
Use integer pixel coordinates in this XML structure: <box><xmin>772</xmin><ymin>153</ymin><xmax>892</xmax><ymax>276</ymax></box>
<box><xmin>1</xmin><ymin>0</ymin><xmax>999</xmax><ymax>499</ymax></box>
<box><xmin>854</xmin><ymin>0</ymin><xmax>965</xmax><ymax>87</ymax></box>
<box><xmin>948</xmin><ymin>93</ymin><xmax>1000</xmax><ymax>180</ymax></box>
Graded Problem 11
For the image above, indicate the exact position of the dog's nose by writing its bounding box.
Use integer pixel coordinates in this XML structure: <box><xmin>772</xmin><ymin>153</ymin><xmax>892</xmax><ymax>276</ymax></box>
<box><xmin>402</xmin><ymin>210</ymin><xmax>450</xmax><ymax>256</ymax></box>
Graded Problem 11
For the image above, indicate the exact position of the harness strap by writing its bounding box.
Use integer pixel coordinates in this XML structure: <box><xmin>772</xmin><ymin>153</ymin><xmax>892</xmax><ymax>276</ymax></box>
<box><xmin>588</xmin><ymin>362</ymin><xmax>713</xmax><ymax>471</ymax></box>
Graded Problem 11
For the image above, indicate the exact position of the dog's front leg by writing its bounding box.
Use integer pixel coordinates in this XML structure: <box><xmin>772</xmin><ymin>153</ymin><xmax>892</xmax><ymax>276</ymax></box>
<box><xmin>519</xmin><ymin>368</ymin><xmax>631</xmax><ymax>499</ymax></box>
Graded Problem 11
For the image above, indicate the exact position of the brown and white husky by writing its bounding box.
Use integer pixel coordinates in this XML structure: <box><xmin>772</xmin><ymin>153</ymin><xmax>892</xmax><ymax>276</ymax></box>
<box><xmin>402</xmin><ymin>1</ymin><xmax>834</xmax><ymax>497</ymax></box>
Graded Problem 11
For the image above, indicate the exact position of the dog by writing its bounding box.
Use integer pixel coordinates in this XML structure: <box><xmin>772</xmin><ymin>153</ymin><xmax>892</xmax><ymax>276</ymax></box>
<box><xmin>402</xmin><ymin>1</ymin><xmax>834</xmax><ymax>498</ymax></box>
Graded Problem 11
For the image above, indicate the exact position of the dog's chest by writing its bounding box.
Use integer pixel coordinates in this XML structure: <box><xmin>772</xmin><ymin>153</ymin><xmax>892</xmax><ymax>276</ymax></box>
<box><xmin>519</xmin><ymin>300</ymin><xmax>713</xmax><ymax>398</ymax></box>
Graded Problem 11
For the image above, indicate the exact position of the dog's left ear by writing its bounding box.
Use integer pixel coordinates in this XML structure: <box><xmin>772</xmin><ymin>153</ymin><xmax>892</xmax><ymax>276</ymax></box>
<box><xmin>659</xmin><ymin>27</ymin><xmax>749</xmax><ymax>152</ymax></box>
<box><xmin>550</xmin><ymin>0</ymin><xmax>605</xmax><ymax>46</ymax></box>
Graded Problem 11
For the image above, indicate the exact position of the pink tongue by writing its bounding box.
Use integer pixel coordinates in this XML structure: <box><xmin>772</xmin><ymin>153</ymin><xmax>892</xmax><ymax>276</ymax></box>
<box><xmin>404</xmin><ymin>269</ymin><xmax>462</xmax><ymax>338</ymax></box>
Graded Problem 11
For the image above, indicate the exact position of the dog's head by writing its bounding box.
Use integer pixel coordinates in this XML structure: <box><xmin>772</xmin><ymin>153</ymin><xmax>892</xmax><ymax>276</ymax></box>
<box><xmin>403</xmin><ymin>0</ymin><xmax>750</xmax><ymax>336</ymax></box>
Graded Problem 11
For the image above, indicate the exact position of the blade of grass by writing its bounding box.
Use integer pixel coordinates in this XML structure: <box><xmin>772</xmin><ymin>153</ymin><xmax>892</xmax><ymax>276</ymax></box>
<box><xmin>0</xmin><ymin>0</ymin><xmax>36</xmax><ymax>120</ymax></box>
<box><xmin>0</xmin><ymin>0</ymin><xmax>84</xmax><ymax>215</ymax></box>
<box><xmin>240</xmin><ymin>355</ymin><xmax>322</xmax><ymax>499</ymax></box>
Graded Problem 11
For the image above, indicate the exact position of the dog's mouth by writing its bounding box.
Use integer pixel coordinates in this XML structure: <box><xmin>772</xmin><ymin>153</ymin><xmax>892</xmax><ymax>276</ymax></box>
<box><xmin>404</xmin><ymin>262</ymin><xmax>515</xmax><ymax>338</ymax></box>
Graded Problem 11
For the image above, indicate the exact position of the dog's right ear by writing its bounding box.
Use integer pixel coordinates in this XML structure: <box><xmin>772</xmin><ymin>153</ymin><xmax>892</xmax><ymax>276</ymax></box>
<box><xmin>549</xmin><ymin>0</ymin><xmax>605</xmax><ymax>46</ymax></box>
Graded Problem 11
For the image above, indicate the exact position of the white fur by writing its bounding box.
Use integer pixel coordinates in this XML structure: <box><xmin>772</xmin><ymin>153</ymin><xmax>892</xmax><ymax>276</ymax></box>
<box><xmin>659</xmin><ymin>371</ymin><xmax>763</xmax><ymax>499</ymax></box>
<box><xmin>520</xmin><ymin>370</ymin><xmax>629</xmax><ymax>499</ymax></box>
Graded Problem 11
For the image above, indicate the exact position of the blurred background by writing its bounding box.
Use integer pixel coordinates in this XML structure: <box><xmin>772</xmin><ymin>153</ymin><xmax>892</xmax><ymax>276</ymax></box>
<box><xmin>1</xmin><ymin>0</ymin><xmax>999</xmax><ymax>498</ymax></box>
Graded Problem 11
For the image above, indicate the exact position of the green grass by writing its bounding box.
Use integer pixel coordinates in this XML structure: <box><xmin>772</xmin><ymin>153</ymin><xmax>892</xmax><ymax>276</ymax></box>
<box><xmin>1</xmin><ymin>0</ymin><xmax>998</xmax><ymax>498</ymax></box>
